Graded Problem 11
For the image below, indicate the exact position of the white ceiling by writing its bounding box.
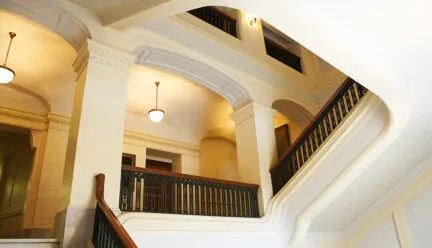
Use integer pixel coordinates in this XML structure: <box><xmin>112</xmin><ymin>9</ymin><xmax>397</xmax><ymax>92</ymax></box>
<box><xmin>69</xmin><ymin>0</ymin><xmax>168</xmax><ymax>15</ymax></box>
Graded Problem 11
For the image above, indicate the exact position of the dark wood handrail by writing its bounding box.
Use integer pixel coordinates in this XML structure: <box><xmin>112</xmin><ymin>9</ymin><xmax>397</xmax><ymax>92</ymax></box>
<box><xmin>270</xmin><ymin>77</ymin><xmax>358</xmax><ymax>173</ymax></box>
<box><xmin>122</xmin><ymin>165</ymin><xmax>259</xmax><ymax>189</ymax></box>
<box><xmin>95</xmin><ymin>174</ymin><xmax>137</xmax><ymax>248</ymax></box>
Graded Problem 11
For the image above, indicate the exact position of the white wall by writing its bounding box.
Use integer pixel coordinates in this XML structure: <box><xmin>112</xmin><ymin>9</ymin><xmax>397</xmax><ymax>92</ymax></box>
<box><xmin>404</xmin><ymin>184</ymin><xmax>432</xmax><ymax>248</ymax></box>
<box><xmin>355</xmin><ymin>218</ymin><xmax>399</xmax><ymax>248</ymax></box>
<box><xmin>346</xmin><ymin>159</ymin><xmax>432</xmax><ymax>248</ymax></box>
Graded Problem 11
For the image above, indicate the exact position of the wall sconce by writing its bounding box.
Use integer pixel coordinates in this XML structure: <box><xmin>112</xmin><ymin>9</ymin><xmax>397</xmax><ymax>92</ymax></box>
<box><xmin>249</xmin><ymin>17</ymin><xmax>257</xmax><ymax>26</ymax></box>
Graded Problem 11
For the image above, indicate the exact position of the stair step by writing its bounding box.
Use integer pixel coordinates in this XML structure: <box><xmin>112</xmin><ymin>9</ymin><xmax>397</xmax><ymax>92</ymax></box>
<box><xmin>0</xmin><ymin>239</ymin><xmax>59</xmax><ymax>248</ymax></box>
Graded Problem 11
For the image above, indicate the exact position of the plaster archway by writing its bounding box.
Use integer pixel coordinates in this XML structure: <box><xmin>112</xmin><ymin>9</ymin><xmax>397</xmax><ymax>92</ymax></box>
<box><xmin>133</xmin><ymin>46</ymin><xmax>251</xmax><ymax>109</ymax></box>
<box><xmin>0</xmin><ymin>0</ymin><xmax>91</xmax><ymax>51</ymax></box>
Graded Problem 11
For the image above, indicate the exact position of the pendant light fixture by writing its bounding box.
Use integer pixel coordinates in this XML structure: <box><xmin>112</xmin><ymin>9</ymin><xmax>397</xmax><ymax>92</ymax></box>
<box><xmin>148</xmin><ymin>81</ymin><xmax>165</xmax><ymax>123</ymax></box>
<box><xmin>0</xmin><ymin>32</ymin><xmax>17</xmax><ymax>84</ymax></box>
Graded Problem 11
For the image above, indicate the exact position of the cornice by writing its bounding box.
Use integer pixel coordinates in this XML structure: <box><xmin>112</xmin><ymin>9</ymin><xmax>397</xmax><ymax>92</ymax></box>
<box><xmin>87</xmin><ymin>40</ymin><xmax>135</xmax><ymax>73</ymax></box>
<box><xmin>0</xmin><ymin>107</ymin><xmax>47</xmax><ymax>131</ymax></box>
<box><xmin>230</xmin><ymin>102</ymin><xmax>276</xmax><ymax>125</ymax></box>
<box><xmin>124</xmin><ymin>130</ymin><xmax>200</xmax><ymax>156</ymax></box>
<box><xmin>73</xmin><ymin>40</ymin><xmax>136</xmax><ymax>78</ymax></box>
<box><xmin>47</xmin><ymin>113</ymin><xmax>70</xmax><ymax>132</ymax></box>
<box><xmin>230</xmin><ymin>103</ymin><xmax>255</xmax><ymax>125</ymax></box>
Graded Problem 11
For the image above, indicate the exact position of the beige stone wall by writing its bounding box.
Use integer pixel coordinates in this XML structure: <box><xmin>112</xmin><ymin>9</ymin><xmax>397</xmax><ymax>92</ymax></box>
<box><xmin>199</xmin><ymin>137</ymin><xmax>239</xmax><ymax>181</ymax></box>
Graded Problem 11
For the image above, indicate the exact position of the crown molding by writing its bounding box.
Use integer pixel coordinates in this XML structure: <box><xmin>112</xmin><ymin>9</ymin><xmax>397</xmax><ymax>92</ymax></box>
<box><xmin>74</xmin><ymin>40</ymin><xmax>136</xmax><ymax>77</ymax></box>
<box><xmin>47</xmin><ymin>113</ymin><xmax>70</xmax><ymax>132</ymax></box>
<box><xmin>0</xmin><ymin>107</ymin><xmax>47</xmax><ymax>131</ymax></box>
<box><xmin>124</xmin><ymin>130</ymin><xmax>200</xmax><ymax>157</ymax></box>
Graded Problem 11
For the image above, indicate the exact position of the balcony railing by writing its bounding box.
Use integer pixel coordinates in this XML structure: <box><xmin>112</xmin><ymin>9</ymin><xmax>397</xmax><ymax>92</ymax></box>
<box><xmin>264</xmin><ymin>37</ymin><xmax>303</xmax><ymax>73</ymax></box>
<box><xmin>270</xmin><ymin>78</ymin><xmax>368</xmax><ymax>194</ymax></box>
<box><xmin>188</xmin><ymin>7</ymin><xmax>238</xmax><ymax>38</ymax></box>
<box><xmin>120</xmin><ymin>165</ymin><xmax>260</xmax><ymax>218</ymax></box>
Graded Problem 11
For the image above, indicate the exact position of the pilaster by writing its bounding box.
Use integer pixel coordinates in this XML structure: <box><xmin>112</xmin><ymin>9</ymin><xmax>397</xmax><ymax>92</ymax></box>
<box><xmin>57</xmin><ymin>40</ymin><xmax>134</xmax><ymax>248</ymax></box>
<box><xmin>230</xmin><ymin>102</ymin><xmax>277</xmax><ymax>215</ymax></box>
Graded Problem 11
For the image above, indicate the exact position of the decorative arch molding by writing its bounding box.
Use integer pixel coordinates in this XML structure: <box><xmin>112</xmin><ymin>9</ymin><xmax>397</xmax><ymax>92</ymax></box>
<box><xmin>133</xmin><ymin>46</ymin><xmax>251</xmax><ymax>109</ymax></box>
<box><xmin>0</xmin><ymin>0</ymin><xmax>91</xmax><ymax>51</ymax></box>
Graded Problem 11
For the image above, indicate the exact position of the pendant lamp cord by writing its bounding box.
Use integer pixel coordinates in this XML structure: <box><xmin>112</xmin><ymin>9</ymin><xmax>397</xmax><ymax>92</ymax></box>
<box><xmin>155</xmin><ymin>81</ymin><xmax>160</xmax><ymax>109</ymax></box>
<box><xmin>3</xmin><ymin>32</ymin><xmax>16</xmax><ymax>66</ymax></box>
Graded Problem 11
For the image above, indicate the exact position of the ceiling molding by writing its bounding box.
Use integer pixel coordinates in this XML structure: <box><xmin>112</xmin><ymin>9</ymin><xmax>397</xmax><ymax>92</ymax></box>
<box><xmin>133</xmin><ymin>46</ymin><xmax>251</xmax><ymax>109</ymax></box>
<box><xmin>0</xmin><ymin>107</ymin><xmax>47</xmax><ymax>131</ymax></box>
<box><xmin>0</xmin><ymin>0</ymin><xmax>91</xmax><ymax>51</ymax></box>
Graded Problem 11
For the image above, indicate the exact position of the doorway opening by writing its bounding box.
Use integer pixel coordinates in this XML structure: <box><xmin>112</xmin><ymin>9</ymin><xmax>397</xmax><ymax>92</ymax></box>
<box><xmin>0</xmin><ymin>124</ymin><xmax>34</xmax><ymax>238</ymax></box>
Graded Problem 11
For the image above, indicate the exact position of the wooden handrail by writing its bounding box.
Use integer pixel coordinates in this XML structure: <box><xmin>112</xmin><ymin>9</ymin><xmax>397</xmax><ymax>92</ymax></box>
<box><xmin>95</xmin><ymin>174</ymin><xmax>137</xmax><ymax>248</ymax></box>
<box><xmin>122</xmin><ymin>165</ymin><xmax>259</xmax><ymax>189</ymax></box>
<box><xmin>270</xmin><ymin>77</ymin><xmax>356</xmax><ymax>173</ymax></box>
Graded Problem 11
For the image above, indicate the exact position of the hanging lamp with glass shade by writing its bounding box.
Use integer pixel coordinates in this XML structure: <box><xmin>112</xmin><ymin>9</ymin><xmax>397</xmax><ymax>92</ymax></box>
<box><xmin>0</xmin><ymin>32</ymin><xmax>17</xmax><ymax>84</ymax></box>
<box><xmin>148</xmin><ymin>81</ymin><xmax>165</xmax><ymax>123</ymax></box>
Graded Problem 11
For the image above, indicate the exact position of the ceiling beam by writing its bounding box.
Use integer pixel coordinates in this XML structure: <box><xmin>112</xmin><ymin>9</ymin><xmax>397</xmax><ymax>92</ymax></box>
<box><xmin>103</xmin><ymin>0</ymin><xmax>206</xmax><ymax>29</ymax></box>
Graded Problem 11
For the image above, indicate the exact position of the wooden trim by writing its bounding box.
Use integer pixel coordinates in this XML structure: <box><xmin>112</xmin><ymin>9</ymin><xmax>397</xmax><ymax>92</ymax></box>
<box><xmin>95</xmin><ymin>174</ymin><xmax>137</xmax><ymax>248</ymax></box>
<box><xmin>121</xmin><ymin>153</ymin><xmax>136</xmax><ymax>167</ymax></box>
<box><xmin>270</xmin><ymin>78</ymin><xmax>352</xmax><ymax>172</ymax></box>
<box><xmin>122</xmin><ymin>165</ymin><xmax>259</xmax><ymax>189</ymax></box>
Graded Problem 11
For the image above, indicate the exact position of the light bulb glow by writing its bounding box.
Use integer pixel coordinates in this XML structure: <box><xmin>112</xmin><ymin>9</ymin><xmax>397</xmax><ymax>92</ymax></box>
<box><xmin>0</xmin><ymin>65</ymin><xmax>15</xmax><ymax>84</ymax></box>
<box><xmin>148</xmin><ymin>109</ymin><xmax>165</xmax><ymax>123</ymax></box>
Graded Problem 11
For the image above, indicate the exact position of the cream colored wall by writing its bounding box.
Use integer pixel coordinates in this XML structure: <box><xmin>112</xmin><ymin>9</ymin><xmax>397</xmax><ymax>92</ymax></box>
<box><xmin>274</xmin><ymin>112</ymin><xmax>303</xmax><ymax>143</ymax></box>
<box><xmin>199</xmin><ymin>137</ymin><xmax>239</xmax><ymax>181</ymax></box>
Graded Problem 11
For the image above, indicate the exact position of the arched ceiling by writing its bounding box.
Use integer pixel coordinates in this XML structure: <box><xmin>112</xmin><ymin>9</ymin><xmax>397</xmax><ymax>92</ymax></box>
<box><xmin>0</xmin><ymin>9</ymin><xmax>77</xmax><ymax>114</ymax></box>
<box><xmin>126</xmin><ymin>65</ymin><xmax>235</xmax><ymax>144</ymax></box>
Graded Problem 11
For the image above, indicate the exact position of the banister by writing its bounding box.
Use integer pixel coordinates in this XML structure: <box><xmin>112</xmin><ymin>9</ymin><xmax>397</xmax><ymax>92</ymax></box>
<box><xmin>93</xmin><ymin>174</ymin><xmax>137</xmax><ymax>248</ymax></box>
<box><xmin>120</xmin><ymin>166</ymin><xmax>260</xmax><ymax>217</ymax></box>
<box><xmin>270</xmin><ymin>78</ymin><xmax>368</xmax><ymax>194</ymax></box>
<box><xmin>122</xmin><ymin>165</ymin><xmax>259</xmax><ymax>189</ymax></box>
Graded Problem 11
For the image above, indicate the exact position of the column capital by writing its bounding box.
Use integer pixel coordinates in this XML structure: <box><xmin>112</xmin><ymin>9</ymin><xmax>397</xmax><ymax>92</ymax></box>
<box><xmin>230</xmin><ymin>102</ymin><xmax>277</xmax><ymax>125</ymax></box>
<box><xmin>73</xmin><ymin>39</ymin><xmax>135</xmax><ymax>78</ymax></box>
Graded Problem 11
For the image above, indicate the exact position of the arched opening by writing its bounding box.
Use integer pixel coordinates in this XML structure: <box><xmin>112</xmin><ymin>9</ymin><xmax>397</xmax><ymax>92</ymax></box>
<box><xmin>123</xmin><ymin>64</ymin><xmax>240</xmax><ymax>181</ymax></box>
<box><xmin>272</xmin><ymin>99</ymin><xmax>313</xmax><ymax>158</ymax></box>
<box><xmin>0</xmin><ymin>124</ymin><xmax>33</xmax><ymax>238</ymax></box>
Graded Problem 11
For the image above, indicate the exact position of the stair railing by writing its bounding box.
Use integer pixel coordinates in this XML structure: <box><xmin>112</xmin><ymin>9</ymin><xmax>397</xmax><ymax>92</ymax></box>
<box><xmin>270</xmin><ymin>78</ymin><xmax>368</xmax><ymax>194</ymax></box>
<box><xmin>92</xmin><ymin>174</ymin><xmax>137</xmax><ymax>248</ymax></box>
<box><xmin>120</xmin><ymin>166</ymin><xmax>260</xmax><ymax>218</ymax></box>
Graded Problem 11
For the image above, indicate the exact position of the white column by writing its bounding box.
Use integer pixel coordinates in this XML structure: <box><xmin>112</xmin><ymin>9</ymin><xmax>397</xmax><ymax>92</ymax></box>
<box><xmin>56</xmin><ymin>40</ymin><xmax>134</xmax><ymax>248</ymax></box>
<box><xmin>230</xmin><ymin>102</ymin><xmax>278</xmax><ymax>215</ymax></box>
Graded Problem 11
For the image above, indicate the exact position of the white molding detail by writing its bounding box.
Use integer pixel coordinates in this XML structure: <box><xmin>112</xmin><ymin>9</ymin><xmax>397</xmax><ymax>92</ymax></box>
<box><xmin>0</xmin><ymin>107</ymin><xmax>47</xmax><ymax>131</ymax></box>
<box><xmin>229</xmin><ymin>102</ymin><xmax>255</xmax><ymax>125</ymax></box>
<box><xmin>133</xmin><ymin>46</ymin><xmax>251</xmax><ymax>109</ymax></box>
<box><xmin>73</xmin><ymin>40</ymin><xmax>136</xmax><ymax>76</ymax></box>
<box><xmin>87</xmin><ymin>40</ymin><xmax>136</xmax><ymax>73</ymax></box>
<box><xmin>230</xmin><ymin>102</ymin><xmax>276</xmax><ymax>125</ymax></box>
<box><xmin>47</xmin><ymin>113</ymin><xmax>70</xmax><ymax>132</ymax></box>
<box><xmin>0</xmin><ymin>0</ymin><xmax>91</xmax><ymax>51</ymax></box>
